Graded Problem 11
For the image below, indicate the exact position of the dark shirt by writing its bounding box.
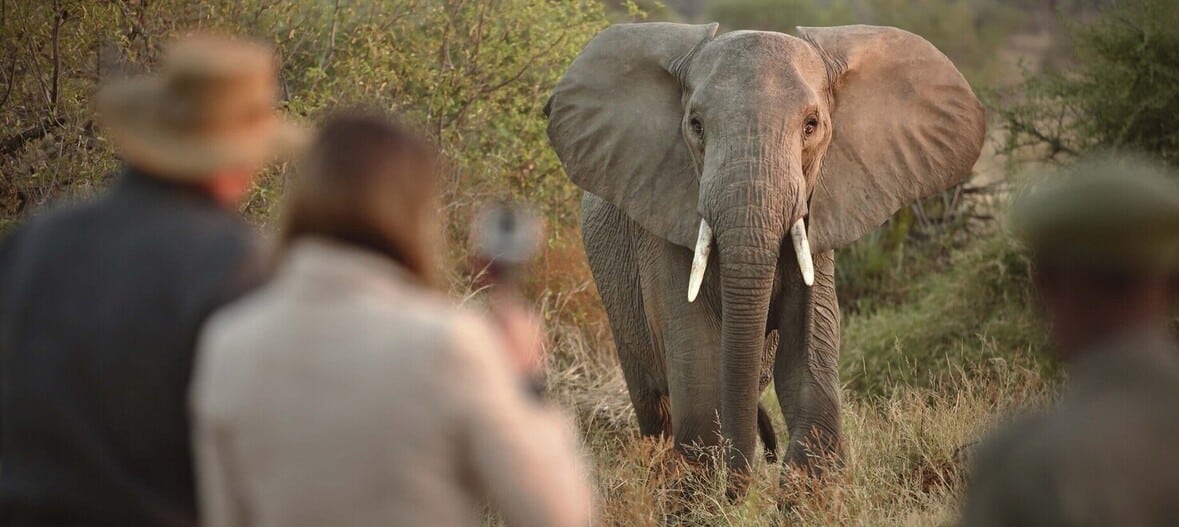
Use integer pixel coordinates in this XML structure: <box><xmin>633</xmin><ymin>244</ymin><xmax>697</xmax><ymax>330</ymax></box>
<box><xmin>959</xmin><ymin>329</ymin><xmax>1179</xmax><ymax>527</ymax></box>
<box><xmin>0</xmin><ymin>169</ymin><xmax>266</xmax><ymax>526</ymax></box>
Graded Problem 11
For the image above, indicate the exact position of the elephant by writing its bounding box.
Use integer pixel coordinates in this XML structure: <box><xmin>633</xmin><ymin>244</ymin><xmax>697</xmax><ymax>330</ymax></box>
<box><xmin>544</xmin><ymin>23</ymin><xmax>986</xmax><ymax>479</ymax></box>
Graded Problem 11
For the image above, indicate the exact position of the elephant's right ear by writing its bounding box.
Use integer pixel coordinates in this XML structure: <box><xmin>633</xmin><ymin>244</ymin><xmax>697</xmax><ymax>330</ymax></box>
<box><xmin>547</xmin><ymin>23</ymin><xmax>719</xmax><ymax>249</ymax></box>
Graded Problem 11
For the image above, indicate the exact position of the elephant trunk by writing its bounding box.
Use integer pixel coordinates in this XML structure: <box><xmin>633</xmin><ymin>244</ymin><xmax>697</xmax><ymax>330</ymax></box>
<box><xmin>717</xmin><ymin>226</ymin><xmax>778</xmax><ymax>475</ymax></box>
<box><xmin>707</xmin><ymin>160</ymin><xmax>803</xmax><ymax>476</ymax></box>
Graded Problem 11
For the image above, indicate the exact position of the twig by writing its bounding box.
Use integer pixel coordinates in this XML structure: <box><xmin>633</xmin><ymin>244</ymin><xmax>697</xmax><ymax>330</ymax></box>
<box><xmin>0</xmin><ymin>45</ymin><xmax>17</xmax><ymax>110</ymax></box>
<box><xmin>1008</xmin><ymin>116</ymin><xmax>1078</xmax><ymax>158</ymax></box>
<box><xmin>320</xmin><ymin>0</ymin><xmax>340</xmax><ymax>71</ymax></box>
<box><xmin>26</xmin><ymin>39</ymin><xmax>53</xmax><ymax>109</ymax></box>
<box><xmin>0</xmin><ymin>117</ymin><xmax>65</xmax><ymax>157</ymax></box>
<box><xmin>440</xmin><ymin>33</ymin><xmax>568</xmax><ymax>131</ymax></box>
<box><xmin>911</xmin><ymin>201</ymin><xmax>931</xmax><ymax>231</ymax></box>
<box><xmin>469</xmin><ymin>0</ymin><xmax>488</xmax><ymax>71</ymax></box>
<box><xmin>374</xmin><ymin>1</ymin><xmax>414</xmax><ymax>34</ymax></box>
<box><xmin>49</xmin><ymin>0</ymin><xmax>63</xmax><ymax>110</ymax></box>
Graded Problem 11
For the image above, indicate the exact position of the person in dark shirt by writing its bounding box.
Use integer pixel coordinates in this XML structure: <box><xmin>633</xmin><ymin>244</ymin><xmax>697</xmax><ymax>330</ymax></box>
<box><xmin>959</xmin><ymin>155</ymin><xmax>1179</xmax><ymax>527</ymax></box>
<box><xmin>0</xmin><ymin>34</ymin><xmax>304</xmax><ymax>526</ymax></box>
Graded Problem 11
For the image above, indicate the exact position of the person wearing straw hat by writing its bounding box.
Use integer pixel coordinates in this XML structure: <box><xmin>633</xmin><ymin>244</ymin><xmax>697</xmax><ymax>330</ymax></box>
<box><xmin>959</xmin><ymin>155</ymin><xmax>1179</xmax><ymax>527</ymax></box>
<box><xmin>0</xmin><ymin>34</ymin><xmax>302</xmax><ymax>526</ymax></box>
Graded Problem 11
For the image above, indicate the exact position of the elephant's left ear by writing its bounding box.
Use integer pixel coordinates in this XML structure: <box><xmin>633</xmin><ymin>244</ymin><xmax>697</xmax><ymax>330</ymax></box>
<box><xmin>797</xmin><ymin>25</ymin><xmax>986</xmax><ymax>252</ymax></box>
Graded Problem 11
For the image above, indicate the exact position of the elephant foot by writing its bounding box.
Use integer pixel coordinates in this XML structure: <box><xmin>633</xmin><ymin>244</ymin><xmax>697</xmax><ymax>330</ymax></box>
<box><xmin>724</xmin><ymin>471</ymin><xmax>753</xmax><ymax>504</ymax></box>
<box><xmin>783</xmin><ymin>424</ymin><xmax>844</xmax><ymax>477</ymax></box>
<box><xmin>757</xmin><ymin>402</ymin><xmax>778</xmax><ymax>463</ymax></box>
<box><xmin>777</xmin><ymin>462</ymin><xmax>845</xmax><ymax>517</ymax></box>
<box><xmin>634</xmin><ymin>391</ymin><xmax>674</xmax><ymax>438</ymax></box>
<box><xmin>656</xmin><ymin>448</ymin><xmax>728</xmax><ymax>523</ymax></box>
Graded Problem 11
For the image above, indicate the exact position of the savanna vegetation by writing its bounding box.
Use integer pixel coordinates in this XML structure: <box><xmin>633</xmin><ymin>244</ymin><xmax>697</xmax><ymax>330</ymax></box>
<box><xmin>2</xmin><ymin>0</ymin><xmax>1176</xmax><ymax>524</ymax></box>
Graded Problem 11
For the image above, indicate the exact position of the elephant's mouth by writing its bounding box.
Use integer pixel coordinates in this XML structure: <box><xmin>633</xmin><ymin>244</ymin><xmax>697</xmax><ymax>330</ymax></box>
<box><xmin>687</xmin><ymin>216</ymin><xmax>813</xmax><ymax>303</ymax></box>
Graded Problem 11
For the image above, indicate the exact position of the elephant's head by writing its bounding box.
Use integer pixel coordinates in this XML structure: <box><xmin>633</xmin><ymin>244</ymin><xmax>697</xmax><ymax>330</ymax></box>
<box><xmin>546</xmin><ymin>23</ymin><xmax>985</xmax><ymax>470</ymax></box>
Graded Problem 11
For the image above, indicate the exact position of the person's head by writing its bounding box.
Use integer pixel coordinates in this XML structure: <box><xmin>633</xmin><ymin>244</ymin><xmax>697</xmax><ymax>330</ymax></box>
<box><xmin>96</xmin><ymin>33</ymin><xmax>306</xmax><ymax>207</ymax></box>
<box><xmin>1013</xmin><ymin>154</ymin><xmax>1179</xmax><ymax>359</ymax></box>
<box><xmin>281</xmin><ymin>112</ymin><xmax>443</xmax><ymax>287</ymax></box>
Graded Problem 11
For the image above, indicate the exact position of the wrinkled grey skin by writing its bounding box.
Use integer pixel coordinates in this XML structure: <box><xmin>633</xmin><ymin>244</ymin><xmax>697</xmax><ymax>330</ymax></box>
<box><xmin>545</xmin><ymin>23</ymin><xmax>985</xmax><ymax>479</ymax></box>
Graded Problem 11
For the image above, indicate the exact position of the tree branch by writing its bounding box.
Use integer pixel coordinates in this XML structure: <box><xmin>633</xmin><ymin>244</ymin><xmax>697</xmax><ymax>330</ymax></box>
<box><xmin>440</xmin><ymin>33</ymin><xmax>568</xmax><ymax>132</ymax></box>
<box><xmin>49</xmin><ymin>0</ymin><xmax>63</xmax><ymax>110</ymax></box>
<box><xmin>1007</xmin><ymin>115</ymin><xmax>1078</xmax><ymax>159</ymax></box>
<box><xmin>319</xmin><ymin>0</ymin><xmax>340</xmax><ymax>71</ymax></box>
<box><xmin>0</xmin><ymin>45</ymin><xmax>18</xmax><ymax>110</ymax></box>
<box><xmin>0</xmin><ymin>117</ymin><xmax>64</xmax><ymax>157</ymax></box>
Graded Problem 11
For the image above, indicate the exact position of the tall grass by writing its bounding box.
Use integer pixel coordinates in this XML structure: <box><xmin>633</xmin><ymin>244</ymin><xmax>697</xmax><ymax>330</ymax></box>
<box><xmin>527</xmin><ymin>258</ymin><xmax>1051</xmax><ymax>525</ymax></box>
<box><xmin>841</xmin><ymin>229</ymin><xmax>1056</xmax><ymax>396</ymax></box>
<box><xmin>514</xmin><ymin>225</ymin><xmax>1054</xmax><ymax>526</ymax></box>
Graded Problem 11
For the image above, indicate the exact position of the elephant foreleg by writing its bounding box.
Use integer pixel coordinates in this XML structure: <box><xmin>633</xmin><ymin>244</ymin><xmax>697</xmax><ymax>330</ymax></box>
<box><xmin>581</xmin><ymin>193</ymin><xmax>671</xmax><ymax>437</ymax></box>
<box><xmin>774</xmin><ymin>249</ymin><xmax>843</xmax><ymax>475</ymax></box>
<box><xmin>633</xmin><ymin>228</ymin><xmax>727</xmax><ymax>459</ymax></box>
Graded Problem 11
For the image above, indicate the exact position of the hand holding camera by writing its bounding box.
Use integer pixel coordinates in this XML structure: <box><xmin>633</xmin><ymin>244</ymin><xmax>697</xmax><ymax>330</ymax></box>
<box><xmin>471</xmin><ymin>203</ymin><xmax>548</xmax><ymax>382</ymax></box>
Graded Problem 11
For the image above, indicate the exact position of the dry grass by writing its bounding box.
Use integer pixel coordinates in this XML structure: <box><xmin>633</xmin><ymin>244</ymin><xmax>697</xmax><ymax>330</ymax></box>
<box><xmin>548</xmin><ymin>327</ymin><xmax>1048</xmax><ymax>526</ymax></box>
<box><xmin>485</xmin><ymin>236</ymin><xmax>1054</xmax><ymax>526</ymax></box>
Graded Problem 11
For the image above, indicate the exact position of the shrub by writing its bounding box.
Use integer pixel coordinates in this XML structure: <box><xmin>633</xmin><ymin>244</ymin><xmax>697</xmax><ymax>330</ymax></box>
<box><xmin>996</xmin><ymin>0</ymin><xmax>1179</xmax><ymax>164</ymax></box>
<box><xmin>840</xmin><ymin>227</ymin><xmax>1056</xmax><ymax>396</ymax></box>
<box><xmin>706</xmin><ymin>0</ymin><xmax>1019</xmax><ymax>85</ymax></box>
<box><xmin>0</xmin><ymin>0</ymin><xmax>606</xmax><ymax>239</ymax></box>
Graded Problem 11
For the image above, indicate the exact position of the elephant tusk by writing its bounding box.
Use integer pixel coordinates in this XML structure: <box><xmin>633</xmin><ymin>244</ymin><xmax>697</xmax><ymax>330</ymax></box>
<box><xmin>791</xmin><ymin>218</ymin><xmax>814</xmax><ymax>287</ymax></box>
<box><xmin>687</xmin><ymin>219</ymin><xmax>713</xmax><ymax>303</ymax></box>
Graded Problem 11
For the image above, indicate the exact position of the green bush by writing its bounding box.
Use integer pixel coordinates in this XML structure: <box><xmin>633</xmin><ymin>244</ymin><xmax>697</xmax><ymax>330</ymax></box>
<box><xmin>996</xmin><ymin>0</ymin><xmax>1179</xmax><ymax>164</ymax></box>
<box><xmin>706</xmin><ymin>0</ymin><xmax>1019</xmax><ymax>85</ymax></box>
<box><xmin>0</xmin><ymin>0</ymin><xmax>606</xmax><ymax>241</ymax></box>
<box><xmin>708</xmin><ymin>0</ymin><xmax>854</xmax><ymax>30</ymax></box>
<box><xmin>841</xmin><ymin>227</ymin><xmax>1056</xmax><ymax>396</ymax></box>
<box><xmin>835</xmin><ymin>190</ymin><xmax>991</xmax><ymax>315</ymax></box>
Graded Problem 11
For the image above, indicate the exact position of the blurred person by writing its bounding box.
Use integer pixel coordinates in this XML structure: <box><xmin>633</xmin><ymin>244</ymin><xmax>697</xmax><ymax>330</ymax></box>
<box><xmin>191</xmin><ymin>113</ymin><xmax>593</xmax><ymax>527</ymax></box>
<box><xmin>0</xmin><ymin>35</ymin><xmax>302</xmax><ymax>526</ymax></box>
<box><xmin>959</xmin><ymin>156</ymin><xmax>1179</xmax><ymax>527</ymax></box>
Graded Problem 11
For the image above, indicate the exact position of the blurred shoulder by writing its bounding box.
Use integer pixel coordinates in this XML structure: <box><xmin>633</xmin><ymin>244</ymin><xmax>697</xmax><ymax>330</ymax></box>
<box><xmin>373</xmin><ymin>278</ymin><xmax>483</xmax><ymax>340</ymax></box>
<box><xmin>170</xmin><ymin>204</ymin><xmax>261</xmax><ymax>265</ymax></box>
<box><xmin>192</xmin><ymin>285</ymin><xmax>280</xmax><ymax>417</ymax></box>
<box><xmin>970</xmin><ymin>409</ymin><xmax>1059</xmax><ymax>480</ymax></box>
<box><xmin>960</xmin><ymin>410</ymin><xmax>1064</xmax><ymax>525</ymax></box>
<box><xmin>197</xmin><ymin>281</ymin><xmax>283</xmax><ymax>366</ymax></box>
<box><xmin>0</xmin><ymin>198</ymin><xmax>106</xmax><ymax>281</ymax></box>
<box><xmin>6</xmin><ymin>196</ymin><xmax>103</xmax><ymax>243</ymax></box>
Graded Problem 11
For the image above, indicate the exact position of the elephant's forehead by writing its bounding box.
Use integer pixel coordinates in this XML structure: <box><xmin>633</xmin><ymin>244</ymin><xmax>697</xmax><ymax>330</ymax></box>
<box><xmin>692</xmin><ymin>31</ymin><xmax>827</xmax><ymax>96</ymax></box>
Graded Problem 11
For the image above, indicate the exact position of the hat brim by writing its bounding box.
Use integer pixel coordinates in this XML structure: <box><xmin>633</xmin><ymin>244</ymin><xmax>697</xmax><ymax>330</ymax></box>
<box><xmin>98</xmin><ymin>78</ymin><xmax>308</xmax><ymax>181</ymax></box>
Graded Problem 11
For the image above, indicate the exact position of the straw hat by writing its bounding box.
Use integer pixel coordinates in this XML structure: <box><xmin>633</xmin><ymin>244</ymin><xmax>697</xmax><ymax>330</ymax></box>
<box><xmin>97</xmin><ymin>34</ymin><xmax>307</xmax><ymax>181</ymax></box>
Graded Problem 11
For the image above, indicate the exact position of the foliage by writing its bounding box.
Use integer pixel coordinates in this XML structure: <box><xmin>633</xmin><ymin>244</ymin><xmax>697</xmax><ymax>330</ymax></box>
<box><xmin>995</xmin><ymin>0</ymin><xmax>1179</xmax><ymax>164</ymax></box>
<box><xmin>835</xmin><ymin>184</ymin><xmax>998</xmax><ymax>315</ymax></box>
<box><xmin>0</xmin><ymin>0</ymin><xmax>606</xmax><ymax>248</ymax></box>
<box><xmin>841</xmin><ymin>227</ymin><xmax>1056</xmax><ymax>396</ymax></box>
<box><xmin>706</xmin><ymin>0</ymin><xmax>1021</xmax><ymax>84</ymax></box>
<box><xmin>1</xmin><ymin>1</ymin><xmax>124</xmax><ymax>221</ymax></box>
<box><xmin>599</xmin><ymin>0</ymin><xmax>677</xmax><ymax>21</ymax></box>
<box><xmin>708</xmin><ymin>0</ymin><xmax>854</xmax><ymax>30</ymax></box>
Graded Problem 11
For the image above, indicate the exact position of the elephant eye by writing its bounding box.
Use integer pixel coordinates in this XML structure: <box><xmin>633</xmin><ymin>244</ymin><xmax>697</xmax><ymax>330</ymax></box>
<box><xmin>689</xmin><ymin>116</ymin><xmax>704</xmax><ymax>139</ymax></box>
<box><xmin>804</xmin><ymin>117</ymin><xmax>819</xmax><ymax>137</ymax></box>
